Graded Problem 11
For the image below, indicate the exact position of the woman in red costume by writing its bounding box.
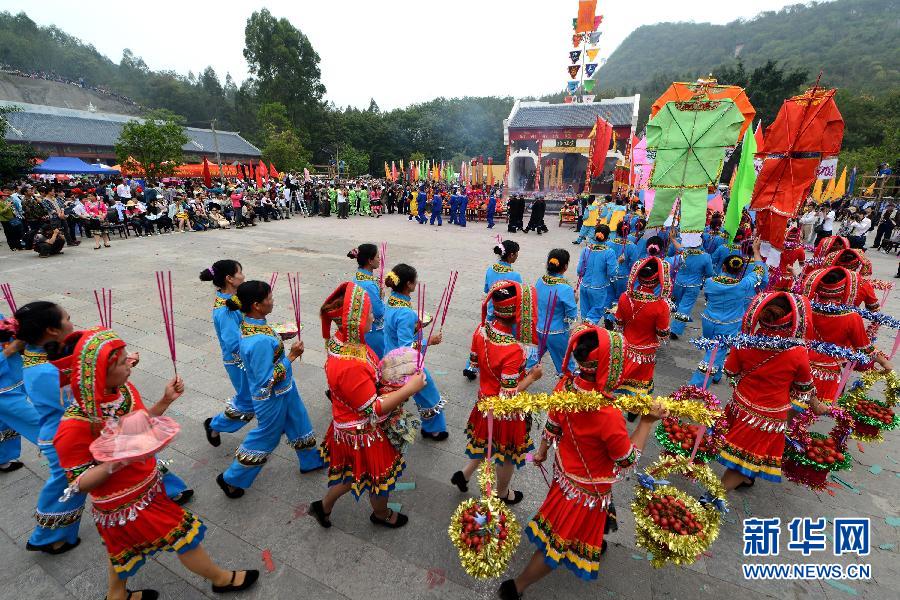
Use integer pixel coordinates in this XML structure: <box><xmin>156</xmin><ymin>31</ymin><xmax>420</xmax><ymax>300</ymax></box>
<box><xmin>451</xmin><ymin>280</ymin><xmax>544</xmax><ymax>505</ymax></box>
<box><xmin>498</xmin><ymin>324</ymin><xmax>665</xmax><ymax>598</ymax></box>
<box><xmin>825</xmin><ymin>248</ymin><xmax>881</xmax><ymax>310</ymax></box>
<box><xmin>310</xmin><ymin>282</ymin><xmax>426</xmax><ymax>529</ymax></box>
<box><xmin>53</xmin><ymin>328</ymin><xmax>258</xmax><ymax>600</ymax></box>
<box><xmin>716</xmin><ymin>293</ymin><xmax>819</xmax><ymax>491</ymax></box>
<box><xmin>770</xmin><ymin>226</ymin><xmax>806</xmax><ymax>291</ymax></box>
<box><xmin>798</xmin><ymin>267</ymin><xmax>892</xmax><ymax>411</ymax></box>
<box><xmin>613</xmin><ymin>255</ymin><xmax>672</xmax><ymax>403</ymax></box>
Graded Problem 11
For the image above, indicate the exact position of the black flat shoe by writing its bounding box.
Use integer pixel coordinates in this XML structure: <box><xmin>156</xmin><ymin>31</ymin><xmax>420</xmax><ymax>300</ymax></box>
<box><xmin>309</xmin><ymin>500</ymin><xmax>332</xmax><ymax>528</ymax></box>
<box><xmin>106</xmin><ymin>589</ymin><xmax>159</xmax><ymax>600</ymax></box>
<box><xmin>498</xmin><ymin>579</ymin><xmax>521</xmax><ymax>600</ymax></box>
<box><xmin>498</xmin><ymin>490</ymin><xmax>524</xmax><ymax>506</ymax></box>
<box><xmin>171</xmin><ymin>489</ymin><xmax>194</xmax><ymax>505</ymax></box>
<box><xmin>0</xmin><ymin>461</ymin><xmax>24</xmax><ymax>473</ymax></box>
<box><xmin>421</xmin><ymin>430</ymin><xmax>449</xmax><ymax>442</ymax></box>
<box><xmin>601</xmin><ymin>539</ymin><xmax>608</xmax><ymax>555</ymax></box>
<box><xmin>451</xmin><ymin>471</ymin><xmax>469</xmax><ymax>493</ymax></box>
<box><xmin>626</xmin><ymin>412</ymin><xmax>638</xmax><ymax>422</ymax></box>
<box><xmin>211</xmin><ymin>570</ymin><xmax>259</xmax><ymax>594</ymax></box>
<box><xmin>369</xmin><ymin>509</ymin><xmax>408</xmax><ymax>529</ymax></box>
<box><xmin>669</xmin><ymin>333</ymin><xmax>679</xmax><ymax>341</ymax></box>
<box><xmin>463</xmin><ymin>369</ymin><xmax>477</xmax><ymax>381</ymax></box>
<box><xmin>203</xmin><ymin>417</ymin><xmax>221</xmax><ymax>447</ymax></box>
<box><xmin>26</xmin><ymin>538</ymin><xmax>81</xmax><ymax>555</ymax></box>
<box><xmin>216</xmin><ymin>473</ymin><xmax>244</xmax><ymax>499</ymax></box>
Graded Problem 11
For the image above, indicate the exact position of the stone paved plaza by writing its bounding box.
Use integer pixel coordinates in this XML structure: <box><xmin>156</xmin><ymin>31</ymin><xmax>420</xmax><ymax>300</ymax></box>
<box><xmin>1</xmin><ymin>214</ymin><xmax>898</xmax><ymax>600</ymax></box>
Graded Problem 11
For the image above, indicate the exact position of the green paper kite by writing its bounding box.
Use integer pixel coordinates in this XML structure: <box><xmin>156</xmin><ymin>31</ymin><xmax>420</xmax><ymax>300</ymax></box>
<box><xmin>646</xmin><ymin>98</ymin><xmax>744</xmax><ymax>232</ymax></box>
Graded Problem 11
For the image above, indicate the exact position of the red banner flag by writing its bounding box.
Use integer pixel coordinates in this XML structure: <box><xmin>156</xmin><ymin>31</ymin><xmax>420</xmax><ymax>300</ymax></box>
<box><xmin>201</xmin><ymin>157</ymin><xmax>212</xmax><ymax>188</ymax></box>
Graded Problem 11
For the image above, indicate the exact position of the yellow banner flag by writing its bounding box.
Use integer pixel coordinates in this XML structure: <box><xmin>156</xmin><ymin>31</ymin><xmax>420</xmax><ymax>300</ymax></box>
<box><xmin>864</xmin><ymin>181</ymin><xmax>876</xmax><ymax>196</ymax></box>
<box><xmin>586</xmin><ymin>48</ymin><xmax>600</xmax><ymax>62</ymax></box>
<box><xmin>832</xmin><ymin>166</ymin><xmax>847</xmax><ymax>199</ymax></box>
<box><xmin>821</xmin><ymin>175</ymin><xmax>837</xmax><ymax>203</ymax></box>
<box><xmin>812</xmin><ymin>178</ymin><xmax>823</xmax><ymax>202</ymax></box>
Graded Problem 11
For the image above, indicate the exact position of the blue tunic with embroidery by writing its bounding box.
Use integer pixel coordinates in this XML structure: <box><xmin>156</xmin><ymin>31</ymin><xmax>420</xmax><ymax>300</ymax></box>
<box><xmin>534</xmin><ymin>274</ymin><xmax>578</xmax><ymax>374</ymax></box>
<box><xmin>354</xmin><ymin>269</ymin><xmax>386</xmax><ymax>358</ymax></box>
<box><xmin>208</xmin><ymin>291</ymin><xmax>255</xmax><ymax>432</ymax></box>
<box><xmin>710</xmin><ymin>242</ymin><xmax>743</xmax><ymax>275</ymax></box>
<box><xmin>577</xmin><ymin>243</ymin><xmax>618</xmax><ymax>322</ymax></box>
<box><xmin>384</xmin><ymin>292</ymin><xmax>447</xmax><ymax>433</ymax></box>
<box><xmin>222</xmin><ymin>316</ymin><xmax>321</xmax><ymax>489</ymax></box>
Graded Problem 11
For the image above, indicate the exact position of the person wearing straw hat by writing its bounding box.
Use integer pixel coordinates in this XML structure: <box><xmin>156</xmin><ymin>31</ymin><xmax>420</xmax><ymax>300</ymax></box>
<box><xmin>310</xmin><ymin>282</ymin><xmax>426</xmax><ymax>529</ymax></box>
<box><xmin>199</xmin><ymin>260</ymin><xmax>256</xmax><ymax>447</ymax></box>
<box><xmin>687</xmin><ymin>242</ymin><xmax>767</xmax><ymax>390</ymax></box>
<box><xmin>798</xmin><ymin>267</ymin><xmax>893</xmax><ymax>413</ymax></box>
<box><xmin>451</xmin><ymin>280</ymin><xmax>544</xmax><ymax>505</ymax></box>
<box><xmin>216</xmin><ymin>281</ymin><xmax>324</xmax><ymax>498</ymax></box>
<box><xmin>349</xmin><ymin>244</ymin><xmax>387</xmax><ymax>358</ymax></box>
<box><xmin>383</xmin><ymin>264</ymin><xmax>449</xmax><ymax>440</ymax></box>
<box><xmin>715</xmin><ymin>293</ymin><xmax>819</xmax><ymax>491</ymax></box>
<box><xmin>54</xmin><ymin>328</ymin><xmax>259</xmax><ymax>599</ymax></box>
<box><xmin>498</xmin><ymin>324</ymin><xmax>666</xmax><ymax>598</ymax></box>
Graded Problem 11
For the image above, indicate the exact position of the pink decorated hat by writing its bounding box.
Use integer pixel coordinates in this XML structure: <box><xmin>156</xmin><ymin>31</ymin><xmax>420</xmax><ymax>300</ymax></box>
<box><xmin>89</xmin><ymin>409</ymin><xmax>180</xmax><ymax>463</ymax></box>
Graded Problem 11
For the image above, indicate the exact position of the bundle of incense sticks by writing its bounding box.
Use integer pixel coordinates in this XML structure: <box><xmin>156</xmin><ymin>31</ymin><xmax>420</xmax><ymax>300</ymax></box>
<box><xmin>286</xmin><ymin>272</ymin><xmax>302</xmax><ymax>337</ymax></box>
<box><xmin>0</xmin><ymin>283</ymin><xmax>16</xmax><ymax>313</ymax></box>
<box><xmin>537</xmin><ymin>291</ymin><xmax>558</xmax><ymax>358</ymax></box>
<box><xmin>419</xmin><ymin>286</ymin><xmax>448</xmax><ymax>367</ymax></box>
<box><xmin>379</xmin><ymin>242</ymin><xmax>387</xmax><ymax>290</ymax></box>
<box><xmin>439</xmin><ymin>270</ymin><xmax>458</xmax><ymax>328</ymax></box>
<box><xmin>93</xmin><ymin>288</ymin><xmax>113</xmax><ymax>328</ymax></box>
<box><xmin>415</xmin><ymin>283</ymin><xmax>425</xmax><ymax>369</ymax></box>
<box><xmin>575</xmin><ymin>248</ymin><xmax>589</xmax><ymax>291</ymax></box>
<box><xmin>154</xmin><ymin>271</ymin><xmax>177</xmax><ymax>374</ymax></box>
<box><xmin>269</xmin><ymin>272</ymin><xmax>279</xmax><ymax>292</ymax></box>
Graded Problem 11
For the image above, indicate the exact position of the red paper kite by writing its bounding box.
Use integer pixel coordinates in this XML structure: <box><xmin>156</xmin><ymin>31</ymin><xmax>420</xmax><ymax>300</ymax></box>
<box><xmin>750</xmin><ymin>87</ymin><xmax>844</xmax><ymax>249</ymax></box>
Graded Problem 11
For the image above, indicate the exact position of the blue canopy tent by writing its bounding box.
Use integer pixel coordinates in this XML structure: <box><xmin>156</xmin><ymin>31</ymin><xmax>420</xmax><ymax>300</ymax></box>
<box><xmin>32</xmin><ymin>157</ymin><xmax>120</xmax><ymax>175</ymax></box>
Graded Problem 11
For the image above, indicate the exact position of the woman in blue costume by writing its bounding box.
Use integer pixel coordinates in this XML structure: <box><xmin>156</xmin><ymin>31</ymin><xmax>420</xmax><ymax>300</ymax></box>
<box><xmin>711</xmin><ymin>229</ymin><xmax>747</xmax><ymax>275</ymax></box>
<box><xmin>609</xmin><ymin>221</ymin><xmax>637</xmax><ymax>300</ymax></box>
<box><xmin>628</xmin><ymin>218</ymin><xmax>649</xmax><ymax>260</ymax></box>
<box><xmin>576</xmin><ymin>225</ymin><xmax>618</xmax><ymax>324</ymax></box>
<box><xmin>462</xmin><ymin>240</ymin><xmax>523</xmax><ymax>381</ymax></box>
<box><xmin>384</xmin><ymin>264</ymin><xmax>449</xmax><ymax>441</ymax></box>
<box><xmin>0</xmin><ymin>315</ymin><xmax>37</xmax><ymax>475</ymax></box>
<box><xmin>703</xmin><ymin>213</ymin><xmax>728</xmax><ymax>255</ymax></box>
<box><xmin>216</xmin><ymin>281</ymin><xmax>323</xmax><ymax>498</ymax></box>
<box><xmin>534</xmin><ymin>249</ymin><xmax>578</xmax><ymax>376</ymax></box>
<box><xmin>348</xmin><ymin>243</ymin><xmax>386</xmax><ymax>358</ymax></box>
<box><xmin>17</xmin><ymin>302</ymin><xmax>193</xmax><ymax>554</ymax></box>
<box><xmin>200</xmin><ymin>260</ymin><xmax>256</xmax><ymax>447</ymax></box>
<box><xmin>688</xmin><ymin>239</ymin><xmax>767</xmax><ymax>388</ymax></box>
<box><xmin>666</xmin><ymin>229</ymin><xmax>713</xmax><ymax>340</ymax></box>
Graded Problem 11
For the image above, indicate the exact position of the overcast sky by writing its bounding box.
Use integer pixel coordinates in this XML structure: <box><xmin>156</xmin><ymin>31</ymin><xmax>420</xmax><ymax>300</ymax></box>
<box><xmin>6</xmin><ymin>0</ymin><xmax>803</xmax><ymax>110</ymax></box>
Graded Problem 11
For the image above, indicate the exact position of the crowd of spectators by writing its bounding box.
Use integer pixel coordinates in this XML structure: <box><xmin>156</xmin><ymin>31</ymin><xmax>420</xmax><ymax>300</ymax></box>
<box><xmin>1</xmin><ymin>65</ymin><xmax>142</xmax><ymax>108</ymax></box>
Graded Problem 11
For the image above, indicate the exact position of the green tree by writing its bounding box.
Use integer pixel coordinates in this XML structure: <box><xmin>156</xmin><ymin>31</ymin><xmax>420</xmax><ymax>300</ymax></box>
<box><xmin>0</xmin><ymin>106</ymin><xmax>37</xmax><ymax>177</ymax></box>
<box><xmin>258</xmin><ymin>102</ymin><xmax>310</xmax><ymax>172</ymax></box>
<box><xmin>114</xmin><ymin>109</ymin><xmax>189</xmax><ymax>183</ymax></box>
<box><xmin>340</xmin><ymin>145</ymin><xmax>370</xmax><ymax>177</ymax></box>
<box><xmin>243</xmin><ymin>9</ymin><xmax>325</xmax><ymax>135</ymax></box>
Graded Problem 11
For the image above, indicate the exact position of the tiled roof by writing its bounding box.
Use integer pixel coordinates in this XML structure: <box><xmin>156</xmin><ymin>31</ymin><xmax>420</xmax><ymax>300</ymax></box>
<box><xmin>508</xmin><ymin>97</ymin><xmax>636</xmax><ymax>129</ymax></box>
<box><xmin>2</xmin><ymin>102</ymin><xmax>261</xmax><ymax>157</ymax></box>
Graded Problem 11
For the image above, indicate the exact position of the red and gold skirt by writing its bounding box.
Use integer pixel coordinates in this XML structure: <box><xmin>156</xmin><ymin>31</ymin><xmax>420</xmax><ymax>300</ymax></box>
<box><xmin>526</xmin><ymin>479</ymin><xmax>610</xmax><ymax>581</ymax></box>
<box><xmin>93</xmin><ymin>475</ymin><xmax>205</xmax><ymax>579</ymax></box>
<box><xmin>716</xmin><ymin>400</ymin><xmax>787</xmax><ymax>482</ymax></box>
<box><xmin>464</xmin><ymin>405</ymin><xmax>533</xmax><ymax>468</ymax></box>
<box><xmin>320</xmin><ymin>422</ymin><xmax>405</xmax><ymax>499</ymax></box>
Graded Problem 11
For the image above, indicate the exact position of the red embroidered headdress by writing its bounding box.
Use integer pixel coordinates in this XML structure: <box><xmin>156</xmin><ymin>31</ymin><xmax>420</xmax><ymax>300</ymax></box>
<box><xmin>482</xmin><ymin>280</ymin><xmax>539</xmax><ymax>346</ymax></box>
<box><xmin>320</xmin><ymin>282</ymin><xmax>371</xmax><ymax>345</ymax></box>
<box><xmin>561</xmin><ymin>323</ymin><xmax>626</xmax><ymax>398</ymax></box>
<box><xmin>742</xmin><ymin>292</ymin><xmax>811</xmax><ymax>339</ymax></box>
<box><xmin>803</xmin><ymin>266</ymin><xmax>858</xmax><ymax>305</ymax></box>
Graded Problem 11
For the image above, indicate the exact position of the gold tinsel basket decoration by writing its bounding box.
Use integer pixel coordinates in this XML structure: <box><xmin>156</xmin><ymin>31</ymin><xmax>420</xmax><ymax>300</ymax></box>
<box><xmin>839</xmin><ymin>370</ymin><xmax>900</xmax><ymax>443</ymax></box>
<box><xmin>448</xmin><ymin>464</ymin><xmax>521</xmax><ymax>579</ymax></box>
<box><xmin>631</xmin><ymin>454</ymin><xmax>727</xmax><ymax>568</ymax></box>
